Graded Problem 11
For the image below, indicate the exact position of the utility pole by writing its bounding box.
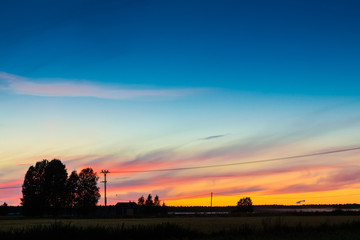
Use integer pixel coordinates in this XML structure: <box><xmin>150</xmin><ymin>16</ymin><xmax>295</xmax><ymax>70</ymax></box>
<box><xmin>100</xmin><ymin>170</ymin><xmax>110</xmax><ymax>207</ymax></box>
<box><xmin>210</xmin><ymin>192</ymin><xmax>213</xmax><ymax>207</ymax></box>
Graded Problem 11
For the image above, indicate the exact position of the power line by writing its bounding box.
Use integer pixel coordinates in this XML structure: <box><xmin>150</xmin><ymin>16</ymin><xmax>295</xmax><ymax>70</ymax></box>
<box><xmin>0</xmin><ymin>186</ymin><xmax>22</xmax><ymax>190</ymax></box>
<box><xmin>111</xmin><ymin>146</ymin><xmax>360</xmax><ymax>173</ymax></box>
<box><xmin>256</xmin><ymin>193</ymin><xmax>360</xmax><ymax>200</ymax></box>
<box><xmin>1</xmin><ymin>146</ymin><xmax>360</xmax><ymax>193</ymax></box>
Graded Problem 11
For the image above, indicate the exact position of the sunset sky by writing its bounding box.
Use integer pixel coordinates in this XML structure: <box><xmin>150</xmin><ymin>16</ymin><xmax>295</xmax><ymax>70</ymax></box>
<box><xmin>1</xmin><ymin>0</ymin><xmax>360</xmax><ymax>206</ymax></box>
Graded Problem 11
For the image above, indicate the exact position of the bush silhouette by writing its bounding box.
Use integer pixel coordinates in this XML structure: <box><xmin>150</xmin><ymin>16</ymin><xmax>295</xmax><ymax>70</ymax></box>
<box><xmin>235</xmin><ymin>197</ymin><xmax>253</xmax><ymax>213</ymax></box>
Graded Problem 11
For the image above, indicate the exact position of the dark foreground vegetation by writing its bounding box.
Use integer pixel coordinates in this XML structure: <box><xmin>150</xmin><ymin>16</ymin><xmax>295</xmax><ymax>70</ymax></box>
<box><xmin>21</xmin><ymin>159</ymin><xmax>100</xmax><ymax>216</ymax></box>
<box><xmin>1</xmin><ymin>219</ymin><xmax>360</xmax><ymax>240</ymax></box>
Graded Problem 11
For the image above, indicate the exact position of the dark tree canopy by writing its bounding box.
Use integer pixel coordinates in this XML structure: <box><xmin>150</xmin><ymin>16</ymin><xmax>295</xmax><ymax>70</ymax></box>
<box><xmin>43</xmin><ymin>159</ymin><xmax>68</xmax><ymax>212</ymax></box>
<box><xmin>66</xmin><ymin>170</ymin><xmax>79</xmax><ymax>208</ymax></box>
<box><xmin>138</xmin><ymin>194</ymin><xmax>166</xmax><ymax>216</ymax></box>
<box><xmin>138</xmin><ymin>195</ymin><xmax>145</xmax><ymax>206</ymax></box>
<box><xmin>154</xmin><ymin>195</ymin><xmax>160</xmax><ymax>207</ymax></box>
<box><xmin>76</xmin><ymin>168</ymin><xmax>100</xmax><ymax>209</ymax></box>
<box><xmin>145</xmin><ymin>194</ymin><xmax>154</xmax><ymax>207</ymax></box>
<box><xmin>0</xmin><ymin>202</ymin><xmax>9</xmax><ymax>216</ymax></box>
<box><xmin>235</xmin><ymin>197</ymin><xmax>253</xmax><ymax>213</ymax></box>
<box><xmin>21</xmin><ymin>159</ymin><xmax>49</xmax><ymax>216</ymax></box>
<box><xmin>21</xmin><ymin>159</ymin><xmax>100</xmax><ymax>216</ymax></box>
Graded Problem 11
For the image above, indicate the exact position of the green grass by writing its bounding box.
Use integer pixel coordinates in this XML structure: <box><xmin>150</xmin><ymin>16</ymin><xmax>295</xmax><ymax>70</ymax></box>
<box><xmin>1</xmin><ymin>216</ymin><xmax>360</xmax><ymax>239</ymax></box>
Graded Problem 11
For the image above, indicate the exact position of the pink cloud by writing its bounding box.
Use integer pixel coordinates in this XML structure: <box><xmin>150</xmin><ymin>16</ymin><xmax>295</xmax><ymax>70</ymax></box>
<box><xmin>0</xmin><ymin>72</ymin><xmax>204</xmax><ymax>100</ymax></box>
<box><xmin>267</xmin><ymin>167</ymin><xmax>360</xmax><ymax>195</ymax></box>
<box><xmin>315</xmin><ymin>166</ymin><xmax>360</xmax><ymax>186</ymax></box>
<box><xmin>0</xmin><ymin>180</ymin><xmax>23</xmax><ymax>205</ymax></box>
<box><xmin>2</xmin><ymin>147</ymin><xmax>359</xmax><ymax>206</ymax></box>
<box><xmin>102</xmin><ymin>164</ymin><xmax>332</xmax><ymax>201</ymax></box>
<box><xmin>0</xmin><ymin>180</ymin><xmax>23</xmax><ymax>188</ymax></box>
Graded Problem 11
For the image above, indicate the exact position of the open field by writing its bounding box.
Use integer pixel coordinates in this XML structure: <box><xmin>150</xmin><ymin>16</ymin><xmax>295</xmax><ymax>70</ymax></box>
<box><xmin>2</xmin><ymin>215</ymin><xmax>360</xmax><ymax>232</ymax></box>
<box><xmin>1</xmin><ymin>215</ymin><xmax>360</xmax><ymax>231</ymax></box>
<box><xmin>1</xmin><ymin>215</ymin><xmax>360</xmax><ymax>239</ymax></box>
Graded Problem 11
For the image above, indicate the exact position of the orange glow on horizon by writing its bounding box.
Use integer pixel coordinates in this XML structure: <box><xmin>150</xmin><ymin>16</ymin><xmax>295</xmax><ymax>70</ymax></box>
<box><xmin>158</xmin><ymin>189</ymin><xmax>360</xmax><ymax>206</ymax></box>
<box><xmin>2</xmin><ymin>148</ymin><xmax>360</xmax><ymax>207</ymax></box>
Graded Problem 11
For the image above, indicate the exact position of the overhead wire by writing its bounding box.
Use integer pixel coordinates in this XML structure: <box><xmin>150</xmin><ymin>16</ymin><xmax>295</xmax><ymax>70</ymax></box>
<box><xmin>0</xmin><ymin>186</ymin><xmax>22</xmax><ymax>190</ymax></box>
<box><xmin>110</xmin><ymin>146</ymin><xmax>360</xmax><ymax>173</ymax></box>
<box><xmin>1</xmin><ymin>146</ymin><xmax>360</xmax><ymax>202</ymax></box>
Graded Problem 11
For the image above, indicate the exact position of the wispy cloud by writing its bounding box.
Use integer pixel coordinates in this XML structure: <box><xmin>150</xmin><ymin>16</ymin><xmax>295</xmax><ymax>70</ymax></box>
<box><xmin>0</xmin><ymin>72</ymin><xmax>204</xmax><ymax>100</ymax></box>
<box><xmin>316</xmin><ymin>167</ymin><xmax>360</xmax><ymax>186</ymax></box>
<box><xmin>268</xmin><ymin>167</ymin><xmax>360</xmax><ymax>195</ymax></box>
<box><xmin>101</xmin><ymin>162</ymin><xmax>333</xmax><ymax>201</ymax></box>
<box><xmin>199</xmin><ymin>134</ymin><xmax>228</xmax><ymax>141</ymax></box>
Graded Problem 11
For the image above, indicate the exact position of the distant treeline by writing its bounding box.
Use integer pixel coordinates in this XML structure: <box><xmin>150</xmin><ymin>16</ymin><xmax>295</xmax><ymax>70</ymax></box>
<box><xmin>2</xmin><ymin>204</ymin><xmax>359</xmax><ymax>217</ymax></box>
<box><xmin>167</xmin><ymin>204</ymin><xmax>360</xmax><ymax>211</ymax></box>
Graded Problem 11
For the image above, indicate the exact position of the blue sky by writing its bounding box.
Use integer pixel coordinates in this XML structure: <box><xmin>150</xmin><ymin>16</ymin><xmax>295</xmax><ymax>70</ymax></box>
<box><xmin>1</xmin><ymin>0</ymin><xmax>360</xmax><ymax>94</ymax></box>
<box><xmin>1</xmin><ymin>0</ymin><xmax>360</xmax><ymax>206</ymax></box>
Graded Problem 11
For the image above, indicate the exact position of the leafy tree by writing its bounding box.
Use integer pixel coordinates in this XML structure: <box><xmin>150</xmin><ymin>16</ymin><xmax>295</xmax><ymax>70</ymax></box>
<box><xmin>21</xmin><ymin>159</ymin><xmax>100</xmax><ymax>216</ymax></box>
<box><xmin>75</xmin><ymin>168</ymin><xmax>100</xmax><ymax>209</ymax></box>
<box><xmin>154</xmin><ymin>195</ymin><xmax>161</xmax><ymax>207</ymax></box>
<box><xmin>145</xmin><ymin>194</ymin><xmax>154</xmax><ymax>207</ymax></box>
<box><xmin>21</xmin><ymin>159</ymin><xmax>49</xmax><ymax>216</ymax></box>
<box><xmin>43</xmin><ymin>159</ymin><xmax>68</xmax><ymax>214</ymax></box>
<box><xmin>138</xmin><ymin>194</ymin><xmax>167</xmax><ymax>216</ymax></box>
<box><xmin>66</xmin><ymin>170</ymin><xmax>80</xmax><ymax>208</ymax></box>
<box><xmin>235</xmin><ymin>197</ymin><xmax>253</xmax><ymax>213</ymax></box>
<box><xmin>138</xmin><ymin>195</ymin><xmax>145</xmax><ymax>206</ymax></box>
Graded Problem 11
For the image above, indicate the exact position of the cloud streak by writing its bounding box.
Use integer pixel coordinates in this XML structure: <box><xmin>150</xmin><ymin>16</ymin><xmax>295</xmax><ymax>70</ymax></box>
<box><xmin>199</xmin><ymin>134</ymin><xmax>227</xmax><ymax>141</ymax></box>
<box><xmin>101</xmin><ymin>162</ymin><xmax>335</xmax><ymax>202</ymax></box>
<box><xmin>268</xmin><ymin>167</ymin><xmax>360</xmax><ymax>195</ymax></box>
<box><xmin>0</xmin><ymin>72</ymin><xmax>204</xmax><ymax>100</ymax></box>
<box><xmin>3</xmin><ymin>141</ymin><xmax>359</xmax><ymax>205</ymax></box>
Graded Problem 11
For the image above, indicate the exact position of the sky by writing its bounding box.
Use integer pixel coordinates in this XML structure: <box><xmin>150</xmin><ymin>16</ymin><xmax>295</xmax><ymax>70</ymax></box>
<box><xmin>1</xmin><ymin>0</ymin><xmax>360</xmax><ymax>206</ymax></box>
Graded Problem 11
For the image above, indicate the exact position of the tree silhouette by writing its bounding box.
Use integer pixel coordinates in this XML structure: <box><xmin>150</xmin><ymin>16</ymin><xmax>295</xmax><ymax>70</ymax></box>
<box><xmin>66</xmin><ymin>170</ymin><xmax>80</xmax><ymax>208</ymax></box>
<box><xmin>138</xmin><ymin>195</ymin><xmax>145</xmax><ymax>206</ymax></box>
<box><xmin>75</xmin><ymin>168</ymin><xmax>100</xmax><ymax>210</ymax></box>
<box><xmin>0</xmin><ymin>202</ymin><xmax>8</xmax><ymax>216</ymax></box>
<box><xmin>138</xmin><ymin>194</ymin><xmax>166</xmax><ymax>216</ymax></box>
<box><xmin>145</xmin><ymin>194</ymin><xmax>154</xmax><ymax>207</ymax></box>
<box><xmin>154</xmin><ymin>195</ymin><xmax>161</xmax><ymax>207</ymax></box>
<box><xmin>43</xmin><ymin>159</ymin><xmax>68</xmax><ymax>214</ymax></box>
<box><xmin>235</xmin><ymin>197</ymin><xmax>253</xmax><ymax>213</ymax></box>
<box><xmin>21</xmin><ymin>159</ymin><xmax>48</xmax><ymax>216</ymax></box>
<box><xmin>21</xmin><ymin>159</ymin><xmax>100</xmax><ymax>216</ymax></box>
<box><xmin>161</xmin><ymin>201</ymin><xmax>167</xmax><ymax>216</ymax></box>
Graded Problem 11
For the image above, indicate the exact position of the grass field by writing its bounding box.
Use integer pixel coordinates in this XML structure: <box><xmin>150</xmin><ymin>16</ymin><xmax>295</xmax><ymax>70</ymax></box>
<box><xmin>1</xmin><ymin>216</ymin><xmax>360</xmax><ymax>239</ymax></box>
<box><xmin>1</xmin><ymin>215</ymin><xmax>360</xmax><ymax>232</ymax></box>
